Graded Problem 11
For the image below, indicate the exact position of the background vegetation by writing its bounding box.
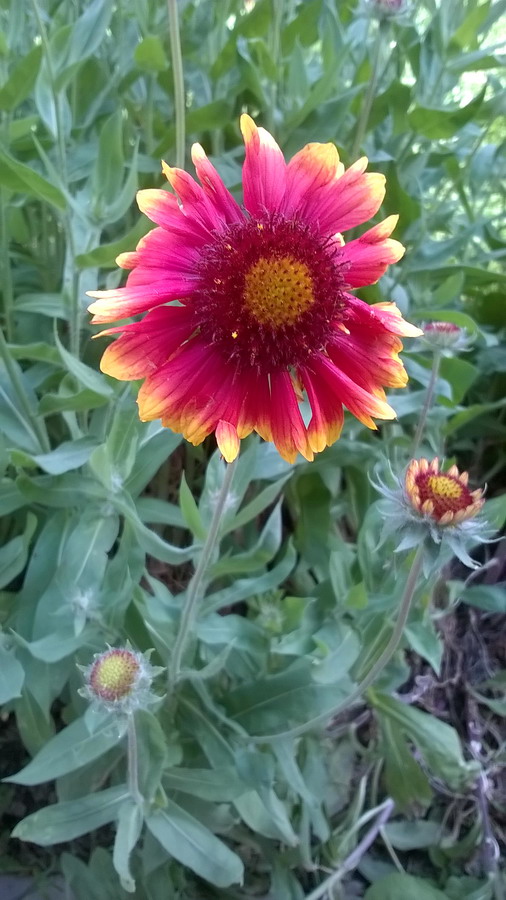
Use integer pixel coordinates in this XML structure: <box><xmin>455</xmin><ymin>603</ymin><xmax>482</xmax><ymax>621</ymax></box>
<box><xmin>0</xmin><ymin>0</ymin><xmax>505</xmax><ymax>897</ymax></box>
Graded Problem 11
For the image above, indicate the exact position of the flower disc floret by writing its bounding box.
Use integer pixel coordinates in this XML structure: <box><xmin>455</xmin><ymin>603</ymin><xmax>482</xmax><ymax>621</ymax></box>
<box><xmin>88</xmin><ymin>115</ymin><xmax>421</xmax><ymax>464</ymax></box>
<box><xmin>89</xmin><ymin>648</ymin><xmax>140</xmax><ymax>702</ymax></box>
<box><xmin>80</xmin><ymin>646</ymin><xmax>162</xmax><ymax>714</ymax></box>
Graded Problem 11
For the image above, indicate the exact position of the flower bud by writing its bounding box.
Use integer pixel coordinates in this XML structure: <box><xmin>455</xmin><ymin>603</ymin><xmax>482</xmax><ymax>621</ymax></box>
<box><xmin>422</xmin><ymin>321</ymin><xmax>469</xmax><ymax>353</ymax></box>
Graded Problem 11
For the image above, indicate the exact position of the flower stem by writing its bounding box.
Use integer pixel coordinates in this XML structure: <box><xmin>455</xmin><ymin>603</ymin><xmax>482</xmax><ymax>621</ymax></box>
<box><xmin>251</xmin><ymin>542</ymin><xmax>425</xmax><ymax>741</ymax></box>
<box><xmin>351</xmin><ymin>20</ymin><xmax>384</xmax><ymax>160</ymax></box>
<box><xmin>266</xmin><ymin>0</ymin><xmax>284</xmax><ymax>132</ymax></box>
<box><xmin>304</xmin><ymin>798</ymin><xmax>395</xmax><ymax>900</ymax></box>
<box><xmin>31</xmin><ymin>0</ymin><xmax>81</xmax><ymax>359</ymax></box>
<box><xmin>0</xmin><ymin>326</ymin><xmax>50</xmax><ymax>453</ymax></box>
<box><xmin>169</xmin><ymin>458</ymin><xmax>237</xmax><ymax>688</ymax></box>
<box><xmin>412</xmin><ymin>350</ymin><xmax>441</xmax><ymax>456</ymax></box>
<box><xmin>0</xmin><ymin>183</ymin><xmax>14</xmax><ymax>342</ymax></box>
<box><xmin>127</xmin><ymin>714</ymin><xmax>142</xmax><ymax>805</ymax></box>
<box><xmin>167</xmin><ymin>0</ymin><xmax>185</xmax><ymax>170</ymax></box>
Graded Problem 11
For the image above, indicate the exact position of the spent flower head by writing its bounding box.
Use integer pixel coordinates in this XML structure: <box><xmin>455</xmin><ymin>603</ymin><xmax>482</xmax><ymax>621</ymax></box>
<box><xmin>79</xmin><ymin>646</ymin><xmax>163</xmax><ymax>715</ymax></box>
<box><xmin>376</xmin><ymin>457</ymin><xmax>492</xmax><ymax>569</ymax></box>
<box><xmin>421</xmin><ymin>321</ymin><xmax>470</xmax><ymax>354</ymax></box>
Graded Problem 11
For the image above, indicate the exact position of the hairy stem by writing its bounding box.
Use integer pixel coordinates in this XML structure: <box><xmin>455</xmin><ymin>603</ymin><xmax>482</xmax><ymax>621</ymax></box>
<box><xmin>412</xmin><ymin>350</ymin><xmax>441</xmax><ymax>456</ymax></box>
<box><xmin>31</xmin><ymin>0</ymin><xmax>81</xmax><ymax>359</ymax></box>
<box><xmin>252</xmin><ymin>543</ymin><xmax>425</xmax><ymax>741</ymax></box>
<box><xmin>351</xmin><ymin>20</ymin><xmax>384</xmax><ymax>160</ymax></box>
<box><xmin>167</xmin><ymin>0</ymin><xmax>186</xmax><ymax>170</ymax></box>
<box><xmin>169</xmin><ymin>459</ymin><xmax>237</xmax><ymax>687</ymax></box>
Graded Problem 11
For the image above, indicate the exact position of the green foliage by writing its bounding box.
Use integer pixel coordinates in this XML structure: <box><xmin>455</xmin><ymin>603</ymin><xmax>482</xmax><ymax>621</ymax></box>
<box><xmin>0</xmin><ymin>0</ymin><xmax>505</xmax><ymax>897</ymax></box>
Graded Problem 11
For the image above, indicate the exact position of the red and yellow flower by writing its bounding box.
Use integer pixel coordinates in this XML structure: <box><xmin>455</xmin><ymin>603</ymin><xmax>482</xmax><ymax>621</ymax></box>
<box><xmin>404</xmin><ymin>458</ymin><xmax>484</xmax><ymax>526</ymax></box>
<box><xmin>88</xmin><ymin>116</ymin><xmax>420</xmax><ymax>463</ymax></box>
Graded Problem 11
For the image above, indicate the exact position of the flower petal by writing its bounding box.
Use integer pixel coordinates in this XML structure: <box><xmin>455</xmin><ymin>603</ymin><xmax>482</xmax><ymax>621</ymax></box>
<box><xmin>97</xmin><ymin>306</ymin><xmax>195</xmax><ymax>380</ymax></box>
<box><xmin>269</xmin><ymin>370</ymin><xmax>313</xmax><ymax>463</ymax></box>
<box><xmin>300</xmin><ymin>158</ymin><xmax>386</xmax><ymax>235</ymax></box>
<box><xmin>329</xmin><ymin>327</ymin><xmax>408</xmax><ymax>392</ymax></box>
<box><xmin>216</xmin><ymin>420</ymin><xmax>240</xmax><ymax>463</ymax></box>
<box><xmin>191</xmin><ymin>144</ymin><xmax>243</xmax><ymax>224</ymax></box>
<box><xmin>240</xmin><ymin>114</ymin><xmax>286</xmax><ymax>216</ymax></box>
<box><xmin>161</xmin><ymin>161</ymin><xmax>226</xmax><ymax>232</ymax></box>
<box><xmin>282</xmin><ymin>141</ymin><xmax>344</xmax><ymax>216</ymax></box>
<box><xmin>299</xmin><ymin>364</ymin><xmax>344</xmax><ymax>453</ymax></box>
<box><xmin>344</xmin><ymin>295</ymin><xmax>423</xmax><ymax>338</ymax></box>
<box><xmin>136</xmin><ymin>188</ymin><xmax>209</xmax><ymax>244</ymax></box>
<box><xmin>304</xmin><ymin>353</ymin><xmax>396</xmax><ymax>430</ymax></box>
<box><xmin>87</xmin><ymin>276</ymin><xmax>195</xmax><ymax>324</ymax></box>
<box><xmin>341</xmin><ymin>215</ymin><xmax>405</xmax><ymax>287</ymax></box>
<box><xmin>116</xmin><ymin>226</ymin><xmax>201</xmax><ymax>273</ymax></box>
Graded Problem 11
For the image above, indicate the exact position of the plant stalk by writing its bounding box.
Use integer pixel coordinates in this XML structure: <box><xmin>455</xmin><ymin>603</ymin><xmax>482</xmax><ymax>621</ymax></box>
<box><xmin>169</xmin><ymin>458</ymin><xmax>237</xmax><ymax>687</ymax></box>
<box><xmin>412</xmin><ymin>350</ymin><xmax>441</xmax><ymax>456</ymax></box>
<box><xmin>252</xmin><ymin>542</ymin><xmax>425</xmax><ymax>741</ymax></box>
<box><xmin>127</xmin><ymin>714</ymin><xmax>142</xmax><ymax>805</ymax></box>
<box><xmin>351</xmin><ymin>19</ymin><xmax>384</xmax><ymax>160</ymax></box>
<box><xmin>167</xmin><ymin>0</ymin><xmax>186</xmax><ymax>170</ymax></box>
<box><xmin>31</xmin><ymin>0</ymin><xmax>81</xmax><ymax>359</ymax></box>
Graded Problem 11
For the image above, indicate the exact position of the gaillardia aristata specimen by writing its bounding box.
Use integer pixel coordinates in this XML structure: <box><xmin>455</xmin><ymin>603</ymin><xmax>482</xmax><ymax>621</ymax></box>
<box><xmin>376</xmin><ymin>457</ymin><xmax>490</xmax><ymax>569</ymax></box>
<box><xmin>80</xmin><ymin>647</ymin><xmax>162</xmax><ymax>715</ymax></box>
<box><xmin>422</xmin><ymin>321</ymin><xmax>469</xmax><ymax>353</ymax></box>
<box><xmin>88</xmin><ymin>116</ymin><xmax>421</xmax><ymax>463</ymax></box>
<box><xmin>405</xmin><ymin>458</ymin><xmax>484</xmax><ymax>527</ymax></box>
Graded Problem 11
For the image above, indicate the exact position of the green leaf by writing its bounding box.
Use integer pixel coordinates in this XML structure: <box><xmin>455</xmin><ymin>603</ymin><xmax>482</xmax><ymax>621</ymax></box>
<box><xmin>163</xmin><ymin>766</ymin><xmax>248</xmax><ymax>801</ymax></box>
<box><xmin>0</xmin><ymin>644</ymin><xmax>24</xmax><ymax>704</ymax></box>
<box><xmin>461</xmin><ymin>584</ymin><xmax>506</xmax><ymax>614</ymax></box>
<box><xmin>224</xmin><ymin>659</ymin><xmax>353</xmax><ymax>735</ymax></box>
<box><xmin>0</xmin><ymin>147</ymin><xmax>65</xmax><ymax>209</ymax></box>
<box><xmin>54</xmin><ymin>329</ymin><xmax>113</xmax><ymax>397</ymax></box>
<box><xmin>224</xmin><ymin>474</ymin><xmax>290</xmax><ymax>534</ymax></box>
<box><xmin>91</xmin><ymin>110</ymin><xmax>125</xmax><ymax>210</ymax></box>
<box><xmin>12</xmin><ymin>785</ymin><xmax>128</xmax><ymax>846</ymax></box>
<box><xmin>76</xmin><ymin>217</ymin><xmax>151</xmax><ymax>269</ymax></box>
<box><xmin>146</xmin><ymin>801</ymin><xmax>244</xmax><ymax>887</ymax></box>
<box><xmin>23</xmin><ymin>437</ymin><xmax>99</xmax><ymax>475</ymax></box>
<box><xmin>0</xmin><ymin>513</ymin><xmax>37</xmax><ymax>589</ymax></box>
<box><xmin>365</xmin><ymin>873</ymin><xmax>448</xmax><ymax>899</ymax></box>
<box><xmin>134</xmin><ymin>35</ymin><xmax>168</xmax><ymax>71</ymax></box>
<box><xmin>0</xmin><ymin>45</ymin><xmax>42</xmax><ymax>111</ymax></box>
<box><xmin>179</xmin><ymin>472</ymin><xmax>206</xmax><ymax>540</ymax></box>
<box><xmin>14</xmin><ymin>689</ymin><xmax>55</xmax><ymax>757</ymax></box>
<box><xmin>13</xmin><ymin>293</ymin><xmax>66</xmax><ymax>318</ymax></box>
<box><xmin>6</xmin><ymin>715</ymin><xmax>124</xmax><ymax>785</ymax></box>
<box><xmin>210</xmin><ymin>502</ymin><xmax>282</xmax><ymax>577</ymax></box>
<box><xmin>113</xmin><ymin>799</ymin><xmax>143</xmax><ymax>893</ymax></box>
<box><xmin>408</xmin><ymin>86</ymin><xmax>487</xmax><ymax>139</ymax></box>
<box><xmin>371</xmin><ymin>692</ymin><xmax>477</xmax><ymax>789</ymax></box>
<box><xmin>67</xmin><ymin>0</ymin><xmax>114</xmax><ymax>66</ymax></box>
<box><xmin>380</xmin><ymin>718</ymin><xmax>432</xmax><ymax>811</ymax></box>
<box><xmin>135</xmin><ymin>710</ymin><xmax>168</xmax><ymax>804</ymax></box>
<box><xmin>440</xmin><ymin>357</ymin><xmax>478</xmax><ymax>404</ymax></box>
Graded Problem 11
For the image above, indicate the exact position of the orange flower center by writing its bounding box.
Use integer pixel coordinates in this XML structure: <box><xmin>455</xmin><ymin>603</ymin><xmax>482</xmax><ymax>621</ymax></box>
<box><xmin>416</xmin><ymin>471</ymin><xmax>472</xmax><ymax>519</ymax></box>
<box><xmin>90</xmin><ymin>650</ymin><xmax>140</xmax><ymax>702</ymax></box>
<box><xmin>194</xmin><ymin>215</ymin><xmax>346</xmax><ymax>370</ymax></box>
<box><xmin>426</xmin><ymin>474</ymin><xmax>464</xmax><ymax>502</ymax></box>
<box><xmin>243</xmin><ymin>255</ymin><xmax>315</xmax><ymax>328</ymax></box>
